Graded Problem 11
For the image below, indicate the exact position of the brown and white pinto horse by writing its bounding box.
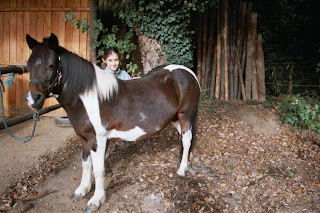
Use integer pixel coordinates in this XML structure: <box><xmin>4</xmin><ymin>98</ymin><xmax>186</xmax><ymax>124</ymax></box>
<box><xmin>25</xmin><ymin>33</ymin><xmax>200</xmax><ymax>212</ymax></box>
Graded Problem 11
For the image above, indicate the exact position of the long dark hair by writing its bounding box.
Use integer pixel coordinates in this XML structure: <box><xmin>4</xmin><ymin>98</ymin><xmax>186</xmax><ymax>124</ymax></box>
<box><xmin>102</xmin><ymin>47</ymin><xmax>121</xmax><ymax>60</ymax></box>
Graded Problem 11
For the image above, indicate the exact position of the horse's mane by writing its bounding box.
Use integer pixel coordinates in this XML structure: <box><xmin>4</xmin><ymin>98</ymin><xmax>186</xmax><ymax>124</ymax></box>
<box><xmin>58</xmin><ymin>47</ymin><xmax>96</xmax><ymax>105</ymax></box>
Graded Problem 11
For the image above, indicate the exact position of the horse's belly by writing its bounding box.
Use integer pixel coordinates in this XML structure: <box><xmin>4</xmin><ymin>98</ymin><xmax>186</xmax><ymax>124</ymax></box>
<box><xmin>107</xmin><ymin>126</ymin><xmax>146</xmax><ymax>141</ymax></box>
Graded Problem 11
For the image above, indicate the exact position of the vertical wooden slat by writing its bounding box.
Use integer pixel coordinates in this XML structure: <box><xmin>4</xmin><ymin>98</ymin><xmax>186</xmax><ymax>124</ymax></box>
<box><xmin>9</xmin><ymin>10</ymin><xmax>17</xmax><ymax>109</ymax></box>
<box><xmin>45</xmin><ymin>0</ymin><xmax>51</xmax><ymax>8</ymax></box>
<box><xmin>29</xmin><ymin>12</ymin><xmax>37</xmax><ymax>39</ymax></box>
<box><xmin>43</xmin><ymin>11</ymin><xmax>52</xmax><ymax>37</ymax></box>
<box><xmin>0</xmin><ymin>12</ymin><xmax>3</xmax><ymax>63</ymax></box>
<box><xmin>81</xmin><ymin>0</ymin><xmax>89</xmax><ymax>7</ymax></box>
<box><xmin>24</xmin><ymin>0</ymin><xmax>31</xmax><ymax>8</ymax></box>
<box><xmin>22</xmin><ymin>11</ymin><xmax>31</xmax><ymax>110</ymax></box>
<box><xmin>30</xmin><ymin>0</ymin><xmax>38</xmax><ymax>8</ymax></box>
<box><xmin>51</xmin><ymin>12</ymin><xmax>59</xmax><ymax>35</ymax></box>
<box><xmin>16</xmin><ymin>0</ymin><xmax>23</xmax><ymax>8</ymax></box>
<box><xmin>15</xmin><ymin>11</ymin><xmax>24</xmax><ymax>110</ymax></box>
<box><xmin>9</xmin><ymin>0</ymin><xmax>16</xmax><ymax>8</ymax></box>
<box><xmin>86</xmin><ymin>12</ymin><xmax>90</xmax><ymax>60</ymax></box>
<box><xmin>58</xmin><ymin>12</ymin><xmax>66</xmax><ymax>47</ymax></box>
<box><xmin>59</xmin><ymin>0</ymin><xmax>66</xmax><ymax>8</ymax></box>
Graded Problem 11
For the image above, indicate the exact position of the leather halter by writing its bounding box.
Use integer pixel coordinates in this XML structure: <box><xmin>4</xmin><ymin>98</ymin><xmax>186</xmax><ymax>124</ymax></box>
<box><xmin>29</xmin><ymin>57</ymin><xmax>62</xmax><ymax>95</ymax></box>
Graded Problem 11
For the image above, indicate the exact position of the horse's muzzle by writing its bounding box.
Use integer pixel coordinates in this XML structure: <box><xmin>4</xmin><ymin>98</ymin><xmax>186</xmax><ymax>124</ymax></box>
<box><xmin>25</xmin><ymin>91</ymin><xmax>44</xmax><ymax>110</ymax></box>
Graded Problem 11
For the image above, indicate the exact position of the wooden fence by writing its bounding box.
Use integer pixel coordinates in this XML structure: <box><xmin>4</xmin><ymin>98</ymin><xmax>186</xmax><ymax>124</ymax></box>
<box><xmin>0</xmin><ymin>0</ymin><xmax>90</xmax><ymax>117</ymax></box>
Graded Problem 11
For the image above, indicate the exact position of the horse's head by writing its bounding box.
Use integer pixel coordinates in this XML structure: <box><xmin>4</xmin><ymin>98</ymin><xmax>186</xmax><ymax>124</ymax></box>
<box><xmin>25</xmin><ymin>33</ymin><xmax>61</xmax><ymax>110</ymax></box>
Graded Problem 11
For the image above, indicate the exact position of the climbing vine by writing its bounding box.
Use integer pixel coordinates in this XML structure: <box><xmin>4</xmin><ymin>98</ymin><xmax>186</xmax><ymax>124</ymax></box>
<box><xmin>64</xmin><ymin>1</ymin><xmax>217</xmax><ymax>72</ymax></box>
<box><xmin>117</xmin><ymin>0</ymin><xmax>217</xmax><ymax>68</ymax></box>
<box><xmin>63</xmin><ymin>12</ymin><xmax>138</xmax><ymax>74</ymax></box>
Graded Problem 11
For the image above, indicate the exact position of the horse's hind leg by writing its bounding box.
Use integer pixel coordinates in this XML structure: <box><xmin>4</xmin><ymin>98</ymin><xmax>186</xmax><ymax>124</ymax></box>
<box><xmin>176</xmin><ymin>126</ymin><xmax>192</xmax><ymax>176</ymax></box>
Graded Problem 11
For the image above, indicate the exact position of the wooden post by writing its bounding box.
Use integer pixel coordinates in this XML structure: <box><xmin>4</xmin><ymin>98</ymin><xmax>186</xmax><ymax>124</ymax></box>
<box><xmin>196</xmin><ymin>13</ymin><xmax>203</xmax><ymax>86</ymax></box>
<box><xmin>222</xmin><ymin>0</ymin><xmax>228</xmax><ymax>100</ymax></box>
<box><xmin>256</xmin><ymin>34</ymin><xmax>266</xmax><ymax>101</ymax></box>
<box><xmin>201</xmin><ymin>11</ymin><xmax>208</xmax><ymax>89</ymax></box>
<box><xmin>215</xmin><ymin>8</ymin><xmax>221</xmax><ymax>99</ymax></box>
<box><xmin>205</xmin><ymin>9</ymin><xmax>215</xmax><ymax>92</ymax></box>
<box><xmin>251</xmin><ymin>12</ymin><xmax>258</xmax><ymax>101</ymax></box>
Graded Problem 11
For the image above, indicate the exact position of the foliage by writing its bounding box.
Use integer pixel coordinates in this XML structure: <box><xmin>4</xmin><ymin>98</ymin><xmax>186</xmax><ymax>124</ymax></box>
<box><xmin>63</xmin><ymin>12</ymin><xmax>138</xmax><ymax>75</ymax></box>
<box><xmin>253</xmin><ymin>0</ymin><xmax>320</xmax><ymax>96</ymax></box>
<box><xmin>273</xmin><ymin>95</ymin><xmax>320</xmax><ymax>134</ymax></box>
<box><xmin>115</xmin><ymin>0</ymin><xmax>217</xmax><ymax>68</ymax></box>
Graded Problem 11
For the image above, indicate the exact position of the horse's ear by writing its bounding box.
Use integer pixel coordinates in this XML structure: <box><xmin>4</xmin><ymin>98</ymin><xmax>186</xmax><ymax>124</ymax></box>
<box><xmin>26</xmin><ymin>34</ymin><xmax>39</xmax><ymax>50</ymax></box>
<box><xmin>49</xmin><ymin>33</ymin><xmax>59</xmax><ymax>50</ymax></box>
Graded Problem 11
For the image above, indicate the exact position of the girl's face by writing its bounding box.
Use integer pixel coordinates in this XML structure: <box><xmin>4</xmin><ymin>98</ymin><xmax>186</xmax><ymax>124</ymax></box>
<box><xmin>102</xmin><ymin>52</ymin><xmax>120</xmax><ymax>72</ymax></box>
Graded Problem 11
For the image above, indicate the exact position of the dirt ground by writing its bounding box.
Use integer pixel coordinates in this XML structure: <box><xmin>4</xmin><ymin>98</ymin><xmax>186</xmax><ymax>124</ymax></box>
<box><xmin>0</xmin><ymin>101</ymin><xmax>319</xmax><ymax>212</ymax></box>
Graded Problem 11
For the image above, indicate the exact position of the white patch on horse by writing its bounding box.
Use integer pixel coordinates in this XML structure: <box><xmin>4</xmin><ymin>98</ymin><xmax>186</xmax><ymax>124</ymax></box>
<box><xmin>79</xmin><ymin>86</ymin><xmax>108</xmax><ymax>208</ymax></box>
<box><xmin>177</xmin><ymin>128</ymin><xmax>192</xmax><ymax>176</ymax></box>
<box><xmin>164</xmin><ymin>64</ymin><xmax>200</xmax><ymax>88</ymax></box>
<box><xmin>74</xmin><ymin>156</ymin><xmax>93</xmax><ymax>197</ymax></box>
<box><xmin>25</xmin><ymin>91</ymin><xmax>35</xmax><ymax>109</ymax></box>
<box><xmin>35</xmin><ymin>58</ymin><xmax>41</xmax><ymax>66</ymax></box>
<box><xmin>92</xmin><ymin>63</ymin><xmax>119</xmax><ymax>102</ymax></box>
<box><xmin>171</xmin><ymin>121</ymin><xmax>181</xmax><ymax>135</ymax></box>
<box><xmin>107</xmin><ymin>126</ymin><xmax>146</xmax><ymax>141</ymax></box>
<box><xmin>139</xmin><ymin>113</ymin><xmax>147</xmax><ymax>122</ymax></box>
<box><xmin>80</xmin><ymin>86</ymin><xmax>106</xmax><ymax>135</ymax></box>
<box><xmin>88</xmin><ymin>135</ymin><xmax>107</xmax><ymax>207</ymax></box>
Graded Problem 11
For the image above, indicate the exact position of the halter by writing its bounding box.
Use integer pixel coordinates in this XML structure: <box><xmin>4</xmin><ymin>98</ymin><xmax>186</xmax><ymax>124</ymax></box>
<box><xmin>29</xmin><ymin>57</ymin><xmax>62</xmax><ymax>95</ymax></box>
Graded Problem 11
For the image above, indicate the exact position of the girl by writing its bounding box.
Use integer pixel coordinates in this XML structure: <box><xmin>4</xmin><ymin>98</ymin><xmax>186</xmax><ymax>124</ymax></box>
<box><xmin>101</xmin><ymin>47</ymin><xmax>132</xmax><ymax>80</ymax></box>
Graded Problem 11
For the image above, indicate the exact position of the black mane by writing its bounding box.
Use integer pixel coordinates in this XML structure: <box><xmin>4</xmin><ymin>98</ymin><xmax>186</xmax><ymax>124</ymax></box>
<box><xmin>57</xmin><ymin>47</ymin><xmax>96</xmax><ymax>105</ymax></box>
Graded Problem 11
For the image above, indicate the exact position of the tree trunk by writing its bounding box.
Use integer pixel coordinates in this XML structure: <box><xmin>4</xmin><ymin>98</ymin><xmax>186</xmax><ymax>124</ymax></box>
<box><xmin>234</xmin><ymin>2</ymin><xmax>246</xmax><ymax>100</ymax></box>
<box><xmin>138</xmin><ymin>35</ymin><xmax>166</xmax><ymax>74</ymax></box>
<box><xmin>215</xmin><ymin>9</ymin><xmax>221</xmax><ymax>99</ymax></box>
<box><xmin>196</xmin><ymin>13</ymin><xmax>203</xmax><ymax>85</ymax></box>
<box><xmin>205</xmin><ymin>9</ymin><xmax>215</xmax><ymax>92</ymax></box>
<box><xmin>245</xmin><ymin>10</ymin><xmax>253</xmax><ymax>100</ymax></box>
<box><xmin>201</xmin><ymin>12</ymin><xmax>208</xmax><ymax>89</ymax></box>
<box><xmin>256</xmin><ymin>34</ymin><xmax>266</xmax><ymax>101</ymax></box>
<box><xmin>223</xmin><ymin>0</ymin><xmax>229</xmax><ymax>100</ymax></box>
<box><xmin>251</xmin><ymin>12</ymin><xmax>258</xmax><ymax>100</ymax></box>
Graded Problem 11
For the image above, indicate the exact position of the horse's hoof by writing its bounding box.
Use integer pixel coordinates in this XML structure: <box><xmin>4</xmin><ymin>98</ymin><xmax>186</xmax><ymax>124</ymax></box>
<box><xmin>71</xmin><ymin>194</ymin><xmax>85</xmax><ymax>202</ymax></box>
<box><xmin>84</xmin><ymin>205</ymin><xmax>99</xmax><ymax>213</ymax></box>
<box><xmin>176</xmin><ymin>169</ymin><xmax>185</xmax><ymax>176</ymax></box>
<box><xmin>187</xmin><ymin>166</ymin><xmax>197</xmax><ymax>176</ymax></box>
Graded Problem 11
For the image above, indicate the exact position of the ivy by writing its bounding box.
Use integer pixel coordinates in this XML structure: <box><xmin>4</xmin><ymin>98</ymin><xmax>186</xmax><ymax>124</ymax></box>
<box><xmin>63</xmin><ymin>12</ymin><xmax>138</xmax><ymax>75</ymax></box>
<box><xmin>116</xmin><ymin>0</ymin><xmax>217</xmax><ymax>68</ymax></box>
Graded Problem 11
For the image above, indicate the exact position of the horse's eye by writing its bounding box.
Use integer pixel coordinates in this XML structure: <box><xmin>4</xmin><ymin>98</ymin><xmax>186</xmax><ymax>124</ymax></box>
<box><xmin>48</xmin><ymin>64</ymin><xmax>55</xmax><ymax>69</ymax></box>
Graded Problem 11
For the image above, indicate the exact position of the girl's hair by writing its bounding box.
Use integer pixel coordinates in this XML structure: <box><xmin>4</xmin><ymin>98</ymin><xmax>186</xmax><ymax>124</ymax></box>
<box><xmin>102</xmin><ymin>47</ymin><xmax>120</xmax><ymax>60</ymax></box>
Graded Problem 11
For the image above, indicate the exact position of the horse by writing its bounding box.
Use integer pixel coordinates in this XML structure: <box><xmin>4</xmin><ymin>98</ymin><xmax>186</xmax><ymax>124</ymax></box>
<box><xmin>25</xmin><ymin>33</ymin><xmax>200</xmax><ymax>212</ymax></box>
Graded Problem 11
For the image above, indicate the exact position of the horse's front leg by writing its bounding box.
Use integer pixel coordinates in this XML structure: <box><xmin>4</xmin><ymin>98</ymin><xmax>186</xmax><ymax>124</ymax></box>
<box><xmin>85</xmin><ymin>135</ymin><xmax>107</xmax><ymax>212</ymax></box>
<box><xmin>72</xmin><ymin>147</ymin><xmax>93</xmax><ymax>202</ymax></box>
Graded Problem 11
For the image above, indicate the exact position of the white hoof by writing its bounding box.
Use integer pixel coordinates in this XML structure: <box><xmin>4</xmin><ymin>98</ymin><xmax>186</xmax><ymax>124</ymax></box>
<box><xmin>73</xmin><ymin>185</ymin><xmax>91</xmax><ymax>202</ymax></box>
<box><xmin>86</xmin><ymin>194</ymin><xmax>105</xmax><ymax>212</ymax></box>
<box><xmin>176</xmin><ymin>169</ymin><xmax>185</xmax><ymax>176</ymax></box>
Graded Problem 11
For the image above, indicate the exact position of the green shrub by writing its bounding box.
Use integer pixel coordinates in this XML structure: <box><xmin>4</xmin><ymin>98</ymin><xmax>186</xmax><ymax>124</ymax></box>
<box><xmin>277</xmin><ymin>95</ymin><xmax>320</xmax><ymax>133</ymax></box>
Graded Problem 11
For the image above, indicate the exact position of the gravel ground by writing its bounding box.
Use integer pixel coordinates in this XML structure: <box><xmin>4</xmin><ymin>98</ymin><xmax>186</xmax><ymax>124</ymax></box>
<box><xmin>0</xmin><ymin>101</ymin><xmax>319</xmax><ymax>212</ymax></box>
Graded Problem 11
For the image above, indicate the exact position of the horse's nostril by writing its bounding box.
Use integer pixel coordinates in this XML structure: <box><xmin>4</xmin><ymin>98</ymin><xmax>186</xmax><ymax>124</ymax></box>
<box><xmin>33</xmin><ymin>93</ymin><xmax>44</xmax><ymax>104</ymax></box>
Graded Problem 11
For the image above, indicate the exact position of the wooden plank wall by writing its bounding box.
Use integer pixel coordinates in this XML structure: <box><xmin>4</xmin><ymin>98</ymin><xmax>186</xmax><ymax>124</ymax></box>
<box><xmin>0</xmin><ymin>0</ymin><xmax>90</xmax><ymax>117</ymax></box>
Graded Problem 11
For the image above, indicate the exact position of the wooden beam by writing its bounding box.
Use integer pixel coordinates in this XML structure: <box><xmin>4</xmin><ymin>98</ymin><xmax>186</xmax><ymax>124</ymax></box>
<box><xmin>0</xmin><ymin>65</ymin><xmax>28</xmax><ymax>75</ymax></box>
<box><xmin>0</xmin><ymin>7</ymin><xmax>90</xmax><ymax>12</ymax></box>
<box><xmin>0</xmin><ymin>104</ymin><xmax>62</xmax><ymax>130</ymax></box>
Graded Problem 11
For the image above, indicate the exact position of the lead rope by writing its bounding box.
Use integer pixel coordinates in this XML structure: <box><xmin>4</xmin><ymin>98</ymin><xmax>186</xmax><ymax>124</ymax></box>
<box><xmin>0</xmin><ymin>72</ymin><xmax>39</xmax><ymax>143</ymax></box>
